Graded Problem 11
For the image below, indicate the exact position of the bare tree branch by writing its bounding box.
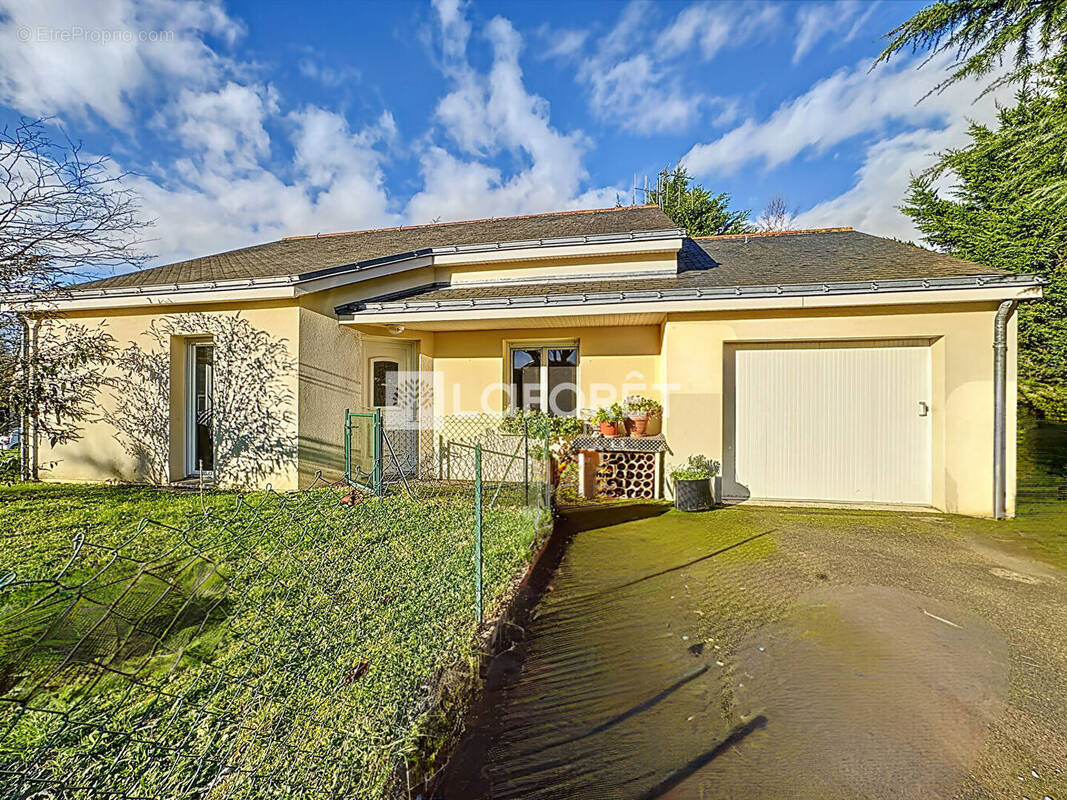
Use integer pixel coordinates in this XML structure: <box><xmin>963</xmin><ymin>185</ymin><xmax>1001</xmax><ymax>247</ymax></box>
<box><xmin>0</xmin><ymin>118</ymin><xmax>152</xmax><ymax>295</ymax></box>
<box><xmin>756</xmin><ymin>195</ymin><xmax>798</xmax><ymax>232</ymax></box>
<box><xmin>0</xmin><ymin>118</ymin><xmax>153</xmax><ymax>477</ymax></box>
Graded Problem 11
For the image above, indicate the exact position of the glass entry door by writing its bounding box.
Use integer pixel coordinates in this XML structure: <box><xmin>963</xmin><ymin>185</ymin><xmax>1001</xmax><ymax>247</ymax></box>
<box><xmin>187</xmin><ymin>342</ymin><xmax>214</xmax><ymax>475</ymax></box>
<box><xmin>365</xmin><ymin>339</ymin><xmax>418</xmax><ymax>477</ymax></box>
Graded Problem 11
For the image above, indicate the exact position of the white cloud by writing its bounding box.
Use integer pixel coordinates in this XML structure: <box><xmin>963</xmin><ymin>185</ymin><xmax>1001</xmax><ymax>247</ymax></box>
<box><xmin>291</xmin><ymin>107</ymin><xmax>394</xmax><ymax>187</ymax></box>
<box><xmin>573</xmin><ymin>2</ymin><xmax>706</xmax><ymax>134</ymax></box>
<box><xmin>297</xmin><ymin>58</ymin><xmax>361</xmax><ymax>88</ymax></box>
<box><xmin>125</xmin><ymin>105</ymin><xmax>399</xmax><ymax>263</ymax></box>
<box><xmin>682</xmin><ymin>52</ymin><xmax>1002</xmax><ymax>177</ymax></box>
<box><xmin>792</xmin><ymin>87</ymin><xmax>1003</xmax><ymax>241</ymax></box>
<box><xmin>27</xmin><ymin>0</ymin><xmax>622</xmax><ymax>265</ymax></box>
<box><xmin>165</xmin><ymin>82</ymin><xmax>278</xmax><ymax>171</ymax></box>
<box><xmin>658</xmin><ymin>2</ymin><xmax>781</xmax><ymax>61</ymax></box>
<box><xmin>537</xmin><ymin>26</ymin><xmax>588</xmax><ymax>60</ymax></box>
<box><xmin>792</xmin><ymin>128</ymin><xmax>949</xmax><ymax>240</ymax></box>
<box><xmin>657</xmin><ymin>4</ymin><xmax>733</xmax><ymax>60</ymax></box>
<box><xmin>584</xmin><ymin>52</ymin><xmax>701</xmax><ymax>135</ymax></box>
<box><xmin>0</xmin><ymin>0</ymin><xmax>411</xmax><ymax>266</ymax></box>
<box><xmin>793</xmin><ymin>1</ymin><xmax>877</xmax><ymax>64</ymax></box>
<box><xmin>678</xmin><ymin>49</ymin><xmax>1011</xmax><ymax>240</ymax></box>
<box><xmin>554</xmin><ymin>1</ymin><xmax>780</xmax><ymax>135</ymax></box>
<box><xmin>0</xmin><ymin>0</ymin><xmax>669</xmax><ymax>270</ymax></box>
<box><xmin>405</xmin><ymin>7</ymin><xmax>620</xmax><ymax>224</ymax></box>
<box><xmin>433</xmin><ymin>0</ymin><xmax>472</xmax><ymax>75</ymax></box>
<box><xmin>0</xmin><ymin>0</ymin><xmax>241</xmax><ymax>125</ymax></box>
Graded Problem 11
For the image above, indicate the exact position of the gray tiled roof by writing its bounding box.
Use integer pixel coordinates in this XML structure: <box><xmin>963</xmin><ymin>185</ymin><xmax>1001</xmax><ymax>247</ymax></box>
<box><xmin>75</xmin><ymin>205</ymin><xmax>677</xmax><ymax>290</ymax></box>
<box><xmin>339</xmin><ymin>230</ymin><xmax>1012</xmax><ymax>312</ymax></box>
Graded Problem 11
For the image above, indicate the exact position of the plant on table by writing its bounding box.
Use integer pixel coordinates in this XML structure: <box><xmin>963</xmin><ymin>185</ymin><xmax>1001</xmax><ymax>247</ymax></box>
<box><xmin>622</xmin><ymin>395</ymin><xmax>662</xmax><ymax>437</ymax></box>
<box><xmin>588</xmin><ymin>403</ymin><xmax>625</xmax><ymax>437</ymax></box>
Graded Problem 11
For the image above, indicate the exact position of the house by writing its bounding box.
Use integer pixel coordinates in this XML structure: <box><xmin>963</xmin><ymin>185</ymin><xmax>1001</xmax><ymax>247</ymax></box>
<box><xmin>16</xmin><ymin>205</ymin><xmax>1042</xmax><ymax>516</ymax></box>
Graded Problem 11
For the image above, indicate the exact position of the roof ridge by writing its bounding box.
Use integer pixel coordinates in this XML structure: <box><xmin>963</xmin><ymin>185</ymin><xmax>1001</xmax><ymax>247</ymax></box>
<box><xmin>281</xmin><ymin>204</ymin><xmax>662</xmax><ymax>242</ymax></box>
<box><xmin>694</xmin><ymin>226</ymin><xmax>853</xmax><ymax>241</ymax></box>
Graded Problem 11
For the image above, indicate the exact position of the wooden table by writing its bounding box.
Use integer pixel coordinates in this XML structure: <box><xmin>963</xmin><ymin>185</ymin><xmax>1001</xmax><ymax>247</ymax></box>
<box><xmin>571</xmin><ymin>435</ymin><xmax>670</xmax><ymax>500</ymax></box>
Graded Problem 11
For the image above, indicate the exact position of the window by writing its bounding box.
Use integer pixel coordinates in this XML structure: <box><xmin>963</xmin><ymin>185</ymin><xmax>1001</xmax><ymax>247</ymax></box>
<box><xmin>186</xmin><ymin>341</ymin><xmax>214</xmax><ymax>475</ymax></box>
<box><xmin>371</xmin><ymin>359</ymin><xmax>399</xmax><ymax>407</ymax></box>
<box><xmin>510</xmin><ymin>344</ymin><xmax>578</xmax><ymax>415</ymax></box>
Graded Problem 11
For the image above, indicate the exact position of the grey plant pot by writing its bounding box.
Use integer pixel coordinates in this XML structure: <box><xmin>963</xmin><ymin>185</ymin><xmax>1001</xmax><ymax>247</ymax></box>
<box><xmin>674</xmin><ymin>478</ymin><xmax>713</xmax><ymax>512</ymax></box>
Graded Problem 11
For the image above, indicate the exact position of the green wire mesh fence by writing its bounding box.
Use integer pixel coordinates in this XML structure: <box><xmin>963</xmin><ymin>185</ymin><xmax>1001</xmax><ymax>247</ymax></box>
<box><xmin>0</xmin><ymin>415</ymin><xmax>553</xmax><ymax>799</ymax></box>
<box><xmin>345</xmin><ymin>411</ymin><xmax>555</xmax><ymax>510</ymax></box>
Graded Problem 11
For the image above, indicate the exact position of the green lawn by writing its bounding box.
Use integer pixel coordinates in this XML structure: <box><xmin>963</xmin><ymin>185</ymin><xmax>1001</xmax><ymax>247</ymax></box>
<box><xmin>0</xmin><ymin>482</ymin><xmax>243</xmax><ymax>586</ymax></box>
<box><xmin>0</xmin><ymin>413</ymin><xmax>1063</xmax><ymax>797</ymax></box>
<box><xmin>953</xmin><ymin>496</ymin><xmax>1067</xmax><ymax>570</ymax></box>
<box><xmin>1007</xmin><ymin>413</ymin><xmax>1067</xmax><ymax>569</ymax></box>
<box><xmin>0</xmin><ymin>480</ymin><xmax>545</xmax><ymax>799</ymax></box>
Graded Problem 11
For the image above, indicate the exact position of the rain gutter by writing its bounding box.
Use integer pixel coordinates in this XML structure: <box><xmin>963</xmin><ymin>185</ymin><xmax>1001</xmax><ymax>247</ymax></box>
<box><xmin>339</xmin><ymin>273</ymin><xmax>1044</xmax><ymax>317</ymax></box>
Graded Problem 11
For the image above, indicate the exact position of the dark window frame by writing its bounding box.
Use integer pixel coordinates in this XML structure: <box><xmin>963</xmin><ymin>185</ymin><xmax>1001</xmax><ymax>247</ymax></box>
<box><xmin>508</xmin><ymin>342</ymin><xmax>579</xmax><ymax>416</ymax></box>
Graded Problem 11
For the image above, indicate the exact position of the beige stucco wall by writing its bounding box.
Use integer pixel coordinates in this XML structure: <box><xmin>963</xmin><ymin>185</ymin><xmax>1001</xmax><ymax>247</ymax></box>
<box><xmin>29</xmin><ymin>239</ymin><xmax>1018</xmax><ymax>517</ymax></box>
<box><xmin>38</xmin><ymin>301</ymin><xmax>301</xmax><ymax>490</ymax></box>
<box><xmin>294</xmin><ymin>279</ymin><xmax>446</xmax><ymax>487</ymax></box>
<box><xmin>440</xmin><ymin>250</ymin><xmax>679</xmax><ymax>285</ymax></box>
<box><xmin>296</xmin><ymin>293</ymin><xmax>361</xmax><ymax>487</ymax></box>
<box><xmin>422</xmin><ymin>300</ymin><xmax>1015</xmax><ymax>517</ymax></box>
<box><xmin>659</xmin><ymin>301</ymin><xmax>1014</xmax><ymax>517</ymax></box>
<box><xmin>431</xmin><ymin>325</ymin><xmax>663</xmax><ymax>416</ymax></box>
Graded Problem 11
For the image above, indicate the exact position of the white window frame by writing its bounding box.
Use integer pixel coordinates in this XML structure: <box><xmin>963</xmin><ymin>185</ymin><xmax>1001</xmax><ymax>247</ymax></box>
<box><xmin>507</xmin><ymin>339</ymin><xmax>579</xmax><ymax>416</ymax></box>
<box><xmin>185</xmin><ymin>339</ymin><xmax>215</xmax><ymax>477</ymax></box>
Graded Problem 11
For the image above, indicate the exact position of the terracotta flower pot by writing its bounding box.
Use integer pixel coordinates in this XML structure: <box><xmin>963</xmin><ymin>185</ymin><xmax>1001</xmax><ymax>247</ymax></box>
<box><xmin>644</xmin><ymin>411</ymin><xmax>662</xmax><ymax>436</ymax></box>
<box><xmin>626</xmin><ymin>413</ymin><xmax>648</xmax><ymax>437</ymax></box>
<box><xmin>599</xmin><ymin>420</ymin><xmax>619</xmax><ymax>437</ymax></box>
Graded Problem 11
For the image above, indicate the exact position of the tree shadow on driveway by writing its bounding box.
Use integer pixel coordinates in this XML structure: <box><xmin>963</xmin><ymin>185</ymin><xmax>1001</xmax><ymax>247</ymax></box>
<box><xmin>436</xmin><ymin>505</ymin><xmax>1066</xmax><ymax>799</ymax></box>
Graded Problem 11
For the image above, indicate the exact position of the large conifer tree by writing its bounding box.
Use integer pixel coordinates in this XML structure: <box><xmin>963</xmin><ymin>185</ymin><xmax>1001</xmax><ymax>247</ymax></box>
<box><xmin>902</xmin><ymin>55</ymin><xmax>1067</xmax><ymax>416</ymax></box>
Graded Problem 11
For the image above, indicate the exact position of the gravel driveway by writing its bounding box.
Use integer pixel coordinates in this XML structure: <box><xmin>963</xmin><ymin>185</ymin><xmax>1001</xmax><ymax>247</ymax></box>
<box><xmin>438</xmin><ymin>502</ymin><xmax>1067</xmax><ymax>800</ymax></box>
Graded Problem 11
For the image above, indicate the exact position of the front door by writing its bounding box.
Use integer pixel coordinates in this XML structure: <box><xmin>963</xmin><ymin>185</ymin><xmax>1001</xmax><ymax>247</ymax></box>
<box><xmin>364</xmin><ymin>338</ymin><xmax>418</xmax><ymax>477</ymax></box>
<box><xmin>187</xmin><ymin>342</ymin><xmax>215</xmax><ymax>476</ymax></box>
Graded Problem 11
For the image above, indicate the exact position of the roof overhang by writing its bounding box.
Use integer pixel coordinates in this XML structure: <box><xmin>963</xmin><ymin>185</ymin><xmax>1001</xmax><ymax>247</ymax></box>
<box><xmin>2</xmin><ymin>228</ymin><xmax>685</xmax><ymax>313</ymax></box>
<box><xmin>337</xmin><ymin>273</ymin><xmax>1044</xmax><ymax>330</ymax></box>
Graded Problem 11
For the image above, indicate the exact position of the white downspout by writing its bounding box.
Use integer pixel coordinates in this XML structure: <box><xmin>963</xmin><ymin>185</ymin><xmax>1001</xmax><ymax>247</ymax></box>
<box><xmin>993</xmin><ymin>300</ymin><xmax>1017</xmax><ymax>519</ymax></box>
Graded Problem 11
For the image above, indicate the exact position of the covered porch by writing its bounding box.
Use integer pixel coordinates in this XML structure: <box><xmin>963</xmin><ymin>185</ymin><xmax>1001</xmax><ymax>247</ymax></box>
<box><xmin>339</xmin><ymin>308</ymin><xmax>675</xmax><ymax>505</ymax></box>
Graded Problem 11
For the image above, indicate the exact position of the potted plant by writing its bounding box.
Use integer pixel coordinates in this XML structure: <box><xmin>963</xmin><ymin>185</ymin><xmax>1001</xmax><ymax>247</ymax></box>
<box><xmin>671</xmin><ymin>455</ymin><xmax>721</xmax><ymax>512</ymax></box>
<box><xmin>590</xmin><ymin>406</ymin><xmax>619</xmax><ymax>437</ymax></box>
<box><xmin>641</xmin><ymin>397</ymin><xmax>664</xmax><ymax>436</ymax></box>
<box><xmin>593</xmin><ymin>407</ymin><xmax>623</xmax><ymax>439</ymax></box>
<box><xmin>623</xmin><ymin>395</ymin><xmax>660</xmax><ymax>437</ymax></box>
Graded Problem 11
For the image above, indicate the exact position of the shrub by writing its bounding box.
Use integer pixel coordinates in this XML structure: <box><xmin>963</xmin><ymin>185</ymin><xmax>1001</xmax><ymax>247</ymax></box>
<box><xmin>0</xmin><ymin>448</ymin><xmax>19</xmax><ymax>484</ymax></box>
<box><xmin>500</xmin><ymin>408</ymin><xmax>584</xmax><ymax>440</ymax></box>
<box><xmin>670</xmin><ymin>454</ymin><xmax>720</xmax><ymax>482</ymax></box>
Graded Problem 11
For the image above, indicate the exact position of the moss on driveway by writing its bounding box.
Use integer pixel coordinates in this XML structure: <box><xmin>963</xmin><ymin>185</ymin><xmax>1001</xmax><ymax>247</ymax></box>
<box><xmin>440</xmin><ymin>501</ymin><xmax>1067</xmax><ymax>800</ymax></box>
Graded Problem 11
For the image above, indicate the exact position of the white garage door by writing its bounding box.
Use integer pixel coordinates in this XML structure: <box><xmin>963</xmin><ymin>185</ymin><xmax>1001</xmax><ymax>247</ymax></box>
<box><xmin>724</xmin><ymin>340</ymin><xmax>932</xmax><ymax>506</ymax></box>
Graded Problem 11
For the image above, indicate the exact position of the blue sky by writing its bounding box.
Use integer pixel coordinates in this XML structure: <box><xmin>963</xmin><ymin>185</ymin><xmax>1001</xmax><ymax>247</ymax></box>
<box><xmin>0</xmin><ymin>0</ymin><xmax>1012</xmax><ymax>268</ymax></box>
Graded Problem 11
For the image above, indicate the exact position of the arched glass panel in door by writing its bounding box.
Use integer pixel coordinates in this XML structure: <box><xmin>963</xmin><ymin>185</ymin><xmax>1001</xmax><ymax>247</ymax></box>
<box><xmin>371</xmin><ymin>359</ymin><xmax>399</xmax><ymax>407</ymax></box>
